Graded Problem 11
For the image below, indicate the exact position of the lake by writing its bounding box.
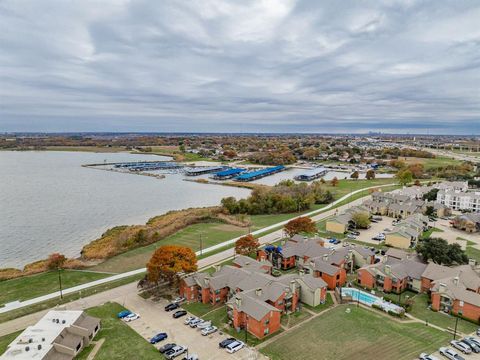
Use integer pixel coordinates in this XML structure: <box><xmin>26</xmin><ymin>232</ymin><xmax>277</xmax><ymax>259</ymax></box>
<box><xmin>0</xmin><ymin>151</ymin><xmax>249</xmax><ymax>268</ymax></box>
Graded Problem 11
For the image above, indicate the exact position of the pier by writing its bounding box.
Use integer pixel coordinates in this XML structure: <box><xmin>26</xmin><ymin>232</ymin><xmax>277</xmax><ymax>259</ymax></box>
<box><xmin>234</xmin><ymin>165</ymin><xmax>285</xmax><ymax>182</ymax></box>
<box><xmin>185</xmin><ymin>166</ymin><xmax>226</xmax><ymax>176</ymax></box>
<box><xmin>294</xmin><ymin>167</ymin><xmax>328</xmax><ymax>181</ymax></box>
<box><xmin>212</xmin><ymin>168</ymin><xmax>246</xmax><ymax>180</ymax></box>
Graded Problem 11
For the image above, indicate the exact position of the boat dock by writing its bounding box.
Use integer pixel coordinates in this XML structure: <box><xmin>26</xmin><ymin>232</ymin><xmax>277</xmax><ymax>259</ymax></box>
<box><xmin>234</xmin><ymin>165</ymin><xmax>285</xmax><ymax>182</ymax></box>
<box><xmin>185</xmin><ymin>166</ymin><xmax>226</xmax><ymax>176</ymax></box>
<box><xmin>212</xmin><ymin>168</ymin><xmax>246</xmax><ymax>180</ymax></box>
<box><xmin>294</xmin><ymin>167</ymin><xmax>328</xmax><ymax>181</ymax></box>
<box><xmin>114</xmin><ymin>161</ymin><xmax>182</xmax><ymax>171</ymax></box>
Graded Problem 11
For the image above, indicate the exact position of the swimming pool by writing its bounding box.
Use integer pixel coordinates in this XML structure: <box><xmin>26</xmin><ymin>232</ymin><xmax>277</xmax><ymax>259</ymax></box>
<box><xmin>341</xmin><ymin>287</ymin><xmax>404</xmax><ymax>315</ymax></box>
<box><xmin>341</xmin><ymin>288</ymin><xmax>379</xmax><ymax>306</ymax></box>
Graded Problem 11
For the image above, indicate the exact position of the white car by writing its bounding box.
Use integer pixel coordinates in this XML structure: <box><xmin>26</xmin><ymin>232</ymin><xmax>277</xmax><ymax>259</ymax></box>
<box><xmin>189</xmin><ymin>319</ymin><xmax>203</xmax><ymax>328</ymax></box>
<box><xmin>184</xmin><ymin>316</ymin><xmax>196</xmax><ymax>325</ymax></box>
<box><xmin>165</xmin><ymin>345</ymin><xmax>188</xmax><ymax>359</ymax></box>
<box><xmin>226</xmin><ymin>341</ymin><xmax>245</xmax><ymax>354</ymax></box>
<box><xmin>196</xmin><ymin>321</ymin><xmax>212</xmax><ymax>330</ymax></box>
<box><xmin>439</xmin><ymin>347</ymin><xmax>465</xmax><ymax>360</ymax></box>
<box><xmin>465</xmin><ymin>336</ymin><xmax>480</xmax><ymax>348</ymax></box>
<box><xmin>201</xmin><ymin>326</ymin><xmax>218</xmax><ymax>336</ymax></box>
<box><xmin>419</xmin><ymin>353</ymin><xmax>440</xmax><ymax>360</ymax></box>
<box><xmin>122</xmin><ymin>313</ymin><xmax>140</xmax><ymax>322</ymax></box>
<box><xmin>182</xmin><ymin>354</ymin><xmax>198</xmax><ymax>360</ymax></box>
<box><xmin>450</xmin><ymin>340</ymin><xmax>471</xmax><ymax>354</ymax></box>
<box><xmin>173</xmin><ymin>296</ymin><xmax>185</xmax><ymax>304</ymax></box>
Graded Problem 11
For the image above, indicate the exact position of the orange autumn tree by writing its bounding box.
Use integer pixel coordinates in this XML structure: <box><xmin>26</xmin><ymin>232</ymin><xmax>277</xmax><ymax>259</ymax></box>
<box><xmin>331</xmin><ymin>177</ymin><xmax>339</xmax><ymax>187</ymax></box>
<box><xmin>235</xmin><ymin>234</ymin><xmax>260</xmax><ymax>256</ymax></box>
<box><xmin>284</xmin><ymin>217</ymin><xmax>316</xmax><ymax>237</ymax></box>
<box><xmin>46</xmin><ymin>253</ymin><xmax>67</xmax><ymax>270</ymax></box>
<box><xmin>147</xmin><ymin>245</ymin><xmax>197</xmax><ymax>285</ymax></box>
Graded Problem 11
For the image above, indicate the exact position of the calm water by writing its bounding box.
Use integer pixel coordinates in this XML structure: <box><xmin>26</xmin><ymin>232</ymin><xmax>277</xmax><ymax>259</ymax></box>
<box><xmin>0</xmin><ymin>151</ymin><xmax>249</xmax><ymax>268</ymax></box>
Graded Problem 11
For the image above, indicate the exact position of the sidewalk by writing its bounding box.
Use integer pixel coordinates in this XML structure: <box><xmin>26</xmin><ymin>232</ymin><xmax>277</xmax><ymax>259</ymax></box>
<box><xmin>0</xmin><ymin>182</ymin><xmax>395</xmax><ymax>316</ymax></box>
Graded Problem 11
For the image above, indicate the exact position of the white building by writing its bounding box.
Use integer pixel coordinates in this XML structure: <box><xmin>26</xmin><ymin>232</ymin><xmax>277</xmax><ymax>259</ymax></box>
<box><xmin>437</xmin><ymin>189</ymin><xmax>480</xmax><ymax>212</ymax></box>
<box><xmin>0</xmin><ymin>310</ymin><xmax>100</xmax><ymax>360</ymax></box>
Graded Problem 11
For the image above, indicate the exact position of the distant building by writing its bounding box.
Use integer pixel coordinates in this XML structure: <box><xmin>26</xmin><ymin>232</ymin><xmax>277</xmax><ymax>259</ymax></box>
<box><xmin>437</xmin><ymin>189</ymin><xmax>480</xmax><ymax>213</ymax></box>
<box><xmin>0</xmin><ymin>310</ymin><xmax>100</xmax><ymax>360</ymax></box>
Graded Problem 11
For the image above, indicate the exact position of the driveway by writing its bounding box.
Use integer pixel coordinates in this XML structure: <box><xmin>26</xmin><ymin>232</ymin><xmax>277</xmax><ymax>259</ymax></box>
<box><xmin>433</xmin><ymin>219</ymin><xmax>479</xmax><ymax>250</ymax></box>
<box><xmin>121</xmin><ymin>293</ymin><xmax>267</xmax><ymax>360</ymax></box>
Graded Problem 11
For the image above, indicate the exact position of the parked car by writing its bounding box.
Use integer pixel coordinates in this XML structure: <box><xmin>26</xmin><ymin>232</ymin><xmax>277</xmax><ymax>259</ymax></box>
<box><xmin>465</xmin><ymin>336</ymin><xmax>480</xmax><ymax>348</ymax></box>
<box><xmin>122</xmin><ymin>313</ymin><xmax>140</xmax><ymax>322</ymax></box>
<box><xmin>196</xmin><ymin>320</ymin><xmax>212</xmax><ymax>329</ymax></box>
<box><xmin>350</xmin><ymin>230</ymin><xmax>360</xmax><ymax>236</ymax></box>
<box><xmin>332</xmin><ymin>239</ymin><xmax>341</xmax><ymax>245</ymax></box>
<box><xmin>159</xmin><ymin>343</ymin><xmax>176</xmax><ymax>353</ymax></box>
<box><xmin>219</xmin><ymin>338</ymin><xmax>237</xmax><ymax>348</ymax></box>
<box><xmin>328</xmin><ymin>238</ymin><xmax>338</xmax><ymax>244</ymax></box>
<box><xmin>372</xmin><ymin>233</ymin><xmax>385</xmax><ymax>241</ymax></box>
<box><xmin>419</xmin><ymin>353</ymin><xmax>440</xmax><ymax>360</ymax></box>
<box><xmin>450</xmin><ymin>340</ymin><xmax>472</xmax><ymax>354</ymax></box>
<box><xmin>165</xmin><ymin>303</ymin><xmax>180</xmax><ymax>312</ymax></box>
<box><xmin>439</xmin><ymin>347</ymin><xmax>465</xmax><ymax>360</ymax></box>
<box><xmin>182</xmin><ymin>354</ymin><xmax>198</xmax><ymax>360</ymax></box>
<box><xmin>117</xmin><ymin>310</ymin><xmax>132</xmax><ymax>318</ymax></box>
<box><xmin>189</xmin><ymin>319</ymin><xmax>203</xmax><ymax>328</ymax></box>
<box><xmin>165</xmin><ymin>345</ymin><xmax>188</xmax><ymax>359</ymax></box>
<box><xmin>201</xmin><ymin>326</ymin><xmax>218</xmax><ymax>336</ymax></box>
<box><xmin>460</xmin><ymin>338</ymin><xmax>480</xmax><ymax>353</ymax></box>
<box><xmin>184</xmin><ymin>316</ymin><xmax>196</xmax><ymax>325</ymax></box>
<box><xmin>477</xmin><ymin>328</ymin><xmax>480</xmax><ymax>336</ymax></box>
<box><xmin>226</xmin><ymin>341</ymin><xmax>245</xmax><ymax>354</ymax></box>
<box><xmin>173</xmin><ymin>296</ymin><xmax>185</xmax><ymax>304</ymax></box>
<box><xmin>150</xmin><ymin>332</ymin><xmax>168</xmax><ymax>344</ymax></box>
<box><xmin>346</xmin><ymin>234</ymin><xmax>356</xmax><ymax>240</ymax></box>
<box><xmin>173</xmin><ymin>310</ymin><xmax>187</xmax><ymax>319</ymax></box>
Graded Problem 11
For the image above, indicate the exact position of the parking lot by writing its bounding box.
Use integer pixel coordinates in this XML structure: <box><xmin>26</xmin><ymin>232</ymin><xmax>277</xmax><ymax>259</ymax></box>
<box><xmin>354</xmin><ymin>217</ymin><xmax>394</xmax><ymax>245</ymax></box>
<box><xmin>120</xmin><ymin>293</ymin><xmax>267</xmax><ymax>360</ymax></box>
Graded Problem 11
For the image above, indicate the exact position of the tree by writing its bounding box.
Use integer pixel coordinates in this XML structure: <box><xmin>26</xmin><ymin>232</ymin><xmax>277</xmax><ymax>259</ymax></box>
<box><xmin>235</xmin><ymin>234</ymin><xmax>260</xmax><ymax>255</ymax></box>
<box><xmin>396</xmin><ymin>169</ymin><xmax>413</xmax><ymax>186</ymax></box>
<box><xmin>408</xmin><ymin>163</ymin><xmax>424</xmax><ymax>179</ymax></box>
<box><xmin>147</xmin><ymin>245</ymin><xmax>197</xmax><ymax>284</ymax></box>
<box><xmin>414</xmin><ymin>179</ymin><xmax>421</xmax><ymax>186</ymax></box>
<box><xmin>46</xmin><ymin>253</ymin><xmax>66</xmax><ymax>270</ymax></box>
<box><xmin>366</xmin><ymin>169</ymin><xmax>376</xmax><ymax>180</ymax></box>
<box><xmin>424</xmin><ymin>206</ymin><xmax>435</xmax><ymax>216</ymax></box>
<box><xmin>331</xmin><ymin>177</ymin><xmax>339</xmax><ymax>187</ymax></box>
<box><xmin>422</xmin><ymin>188</ymin><xmax>439</xmax><ymax>201</ymax></box>
<box><xmin>284</xmin><ymin>217</ymin><xmax>316</xmax><ymax>237</ymax></box>
<box><xmin>352</xmin><ymin>211</ymin><xmax>371</xmax><ymax>229</ymax></box>
<box><xmin>350</xmin><ymin>171</ymin><xmax>359</xmax><ymax>180</ymax></box>
<box><xmin>416</xmin><ymin>238</ymin><xmax>468</xmax><ymax>266</ymax></box>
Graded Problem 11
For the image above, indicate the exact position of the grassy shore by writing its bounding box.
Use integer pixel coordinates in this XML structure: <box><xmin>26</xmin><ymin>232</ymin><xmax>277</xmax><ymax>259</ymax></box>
<box><xmin>0</xmin><ymin>270</ymin><xmax>110</xmax><ymax>306</ymax></box>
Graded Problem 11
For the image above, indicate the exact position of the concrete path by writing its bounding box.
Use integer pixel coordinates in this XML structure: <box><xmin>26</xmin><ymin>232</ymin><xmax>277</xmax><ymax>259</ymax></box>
<box><xmin>0</xmin><ymin>182</ymin><xmax>396</xmax><ymax>316</ymax></box>
<box><xmin>86</xmin><ymin>338</ymin><xmax>105</xmax><ymax>360</ymax></box>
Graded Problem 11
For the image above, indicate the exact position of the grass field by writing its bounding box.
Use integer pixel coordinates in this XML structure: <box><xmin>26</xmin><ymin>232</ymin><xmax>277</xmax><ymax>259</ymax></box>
<box><xmin>261</xmin><ymin>305</ymin><xmax>450</xmax><ymax>360</ymax></box>
<box><xmin>0</xmin><ymin>330</ymin><xmax>22</xmax><ymax>356</ymax></box>
<box><xmin>76</xmin><ymin>302</ymin><xmax>159</xmax><ymax>360</ymax></box>
<box><xmin>408</xmin><ymin>293</ymin><xmax>478</xmax><ymax>334</ymax></box>
<box><xmin>0</xmin><ymin>270</ymin><xmax>110</xmax><ymax>306</ymax></box>
<box><xmin>400</xmin><ymin>156</ymin><xmax>462</xmax><ymax>170</ymax></box>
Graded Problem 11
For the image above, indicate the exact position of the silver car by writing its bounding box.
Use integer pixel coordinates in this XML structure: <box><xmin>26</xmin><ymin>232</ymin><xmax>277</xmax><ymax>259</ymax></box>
<box><xmin>450</xmin><ymin>340</ymin><xmax>471</xmax><ymax>354</ymax></box>
<box><xmin>439</xmin><ymin>347</ymin><xmax>465</xmax><ymax>360</ymax></box>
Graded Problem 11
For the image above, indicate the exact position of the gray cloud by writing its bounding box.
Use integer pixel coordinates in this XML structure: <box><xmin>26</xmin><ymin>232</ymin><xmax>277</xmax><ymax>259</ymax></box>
<box><xmin>0</xmin><ymin>0</ymin><xmax>479</xmax><ymax>134</ymax></box>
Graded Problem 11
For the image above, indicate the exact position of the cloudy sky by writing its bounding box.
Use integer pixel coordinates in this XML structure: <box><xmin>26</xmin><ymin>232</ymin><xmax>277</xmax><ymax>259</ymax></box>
<box><xmin>0</xmin><ymin>0</ymin><xmax>479</xmax><ymax>134</ymax></box>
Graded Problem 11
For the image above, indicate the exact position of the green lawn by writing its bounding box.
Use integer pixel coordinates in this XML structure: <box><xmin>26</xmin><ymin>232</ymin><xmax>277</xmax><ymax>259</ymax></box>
<box><xmin>0</xmin><ymin>330</ymin><xmax>22</xmax><ymax>356</ymax></box>
<box><xmin>465</xmin><ymin>241</ymin><xmax>480</xmax><ymax>265</ymax></box>
<box><xmin>280</xmin><ymin>308</ymin><xmax>312</xmax><ymax>328</ymax></box>
<box><xmin>422</xmin><ymin>227</ymin><xmax>444</xmax><ymax>239</ymax></box>
<box><xmin>0</xmin><ymin>270</ymin><xmax>110</xmax><ymax>306</ymax></box>
<box><xmin>261</xmin><ymin>305</ymin><xmax>450</xmax><ymax>360</ymax></box>
<box><xmin>408</xmin><ymin>293</ymin><xmax>478</xmax><ymax>334</ymax></box>
<box><xmin>76</xmin><ymin>302</ymin><xmax>159</xmax><ymax>360</ymax></box>
<box><xmin>0</xmin><ymin>273</ymin><xmax>144</xmax><ymax>324</ymax></box>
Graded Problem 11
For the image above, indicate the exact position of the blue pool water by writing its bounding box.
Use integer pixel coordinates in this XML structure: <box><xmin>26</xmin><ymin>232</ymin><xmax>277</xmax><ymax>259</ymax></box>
<box><xmin>341</xmin><ymin>288</ymin><xmax>379</xmax><ymax>306</ymax></box>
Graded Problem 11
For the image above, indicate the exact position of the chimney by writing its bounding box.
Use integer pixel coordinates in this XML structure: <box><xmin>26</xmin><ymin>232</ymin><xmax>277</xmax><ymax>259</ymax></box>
<box><xmin>235</xmin><ymin>296</ymin><xmax>242</xmax><ymax>307</ymax></box>
<box><xmin>323</xmin><ymin>254</ymin><xmax>329</xmax><ymax>262</ymax></box>
<box><xmin>299</xmin><ymin>269</ymin><xmax>305</xmax><ymax>277</ymax></box>
<box><xmin>384</xmin><ymin>265</ymin><xmax>391</xmax><ymax>275</ymax></box>
<box><xmin>290</xmin><ymin>280</ymin><xmax>296</xmax><ymax>293</ymax></box>
<box><xmin>439</xmin><ymin>283</ymin><xmax>447</xmax><ymax>293</ymax></box>
<box><xmin>383</xmin><ymin>255</ymin><xmax>388</xmax><ymax>263</ymax></box>
<box><xmin>453</xmin><ymin>276</ymin><xmax>459</xmax><ymax>286</ymax></box>
<box><xmin>255</xmin><ymin>288</ymin><xmax>262</xmax><ymax>297</ymax></box>
<box><xmin>406</xmin><ymin>253</ymin><xmax>410</xmax><ymax>260</ymax></box>
<box><xmin>204</xmin><ymin>278</ymin><xmax>210</xmax><ymax>286</ymax></box>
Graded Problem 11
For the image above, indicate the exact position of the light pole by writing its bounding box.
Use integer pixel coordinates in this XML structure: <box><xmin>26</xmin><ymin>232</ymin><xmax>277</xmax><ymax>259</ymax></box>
<box><xmin>58</xmin><ymin>268</ymin><xmax>63</xmax><ymax>299</ymax></box>
<box><xmin>453</xmin><ymin>311</ymin><xmax>463</xmax><ymax>340</ymax></box>
<box><xmin>199</xmin><ymin>232</ymin><xmax>204</xmax><ymax>256</ymax></box>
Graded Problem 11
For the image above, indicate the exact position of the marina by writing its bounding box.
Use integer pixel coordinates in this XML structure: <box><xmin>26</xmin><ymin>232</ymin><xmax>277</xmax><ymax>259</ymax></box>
<box><xmin>234</xmin><ymin>165</ymin><xmax>286</xmax><ymax>182</ymax></box>
<box><xmin>212</xmin><ymin>168</ymin><xmax>246</xmax><ymax>180</ymax></box>
<box><xmin>294</xmin><ymin>167</ymin><xmax>328</xmax><ymax>181</ymax></box>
